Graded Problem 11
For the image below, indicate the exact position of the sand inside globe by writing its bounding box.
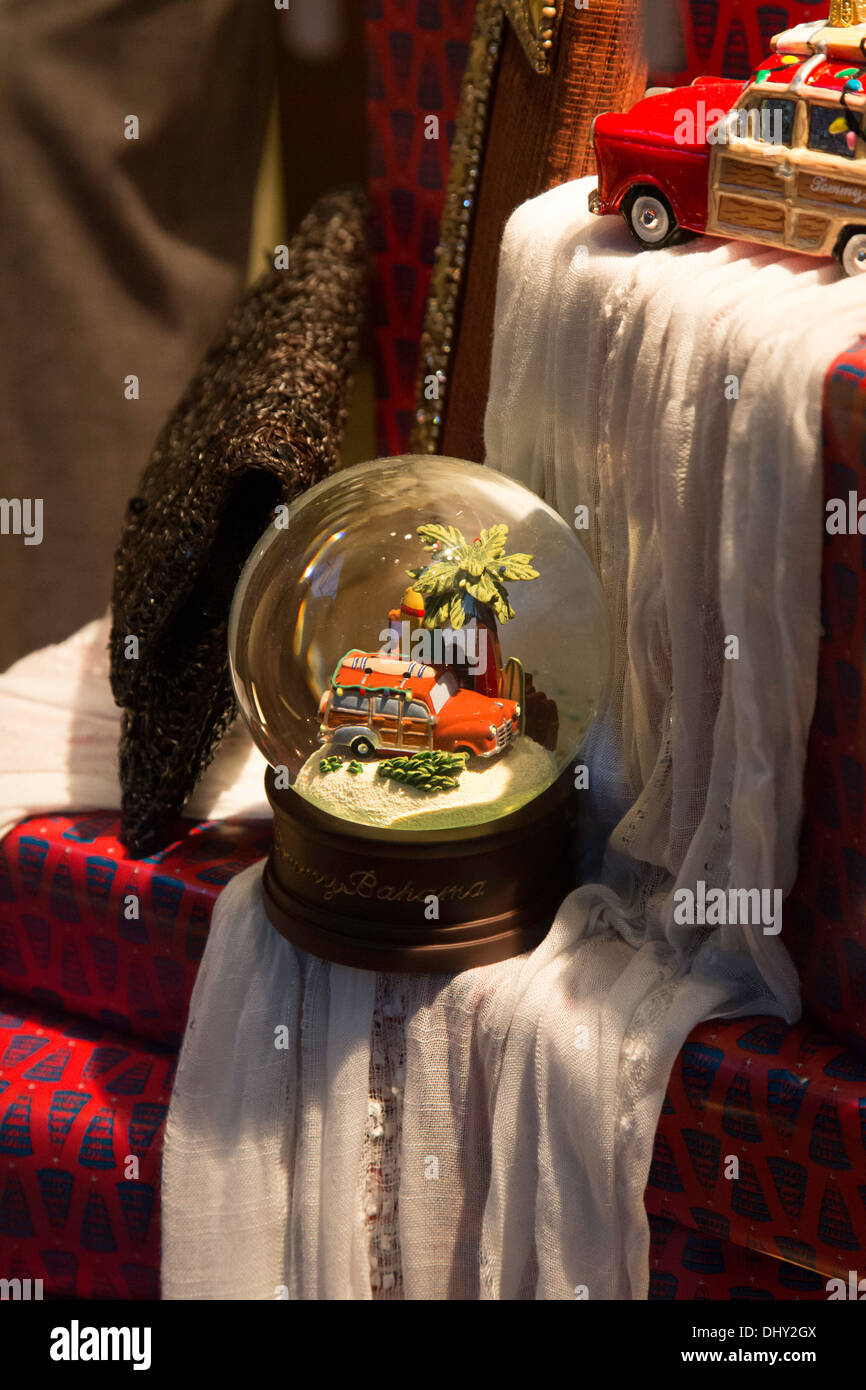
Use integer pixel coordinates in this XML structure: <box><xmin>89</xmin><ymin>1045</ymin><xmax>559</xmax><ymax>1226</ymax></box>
<box><xmin>294</xmin><ymin>734</ymin><xmax>560</xmax><ymax>830</ymax></box>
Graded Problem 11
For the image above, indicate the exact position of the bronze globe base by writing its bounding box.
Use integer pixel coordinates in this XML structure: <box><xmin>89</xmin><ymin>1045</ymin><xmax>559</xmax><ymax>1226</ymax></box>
<box><xmin>261</xmin><ymin>765</ymin><xmax>578</xmax><ymax>973</ymax></box>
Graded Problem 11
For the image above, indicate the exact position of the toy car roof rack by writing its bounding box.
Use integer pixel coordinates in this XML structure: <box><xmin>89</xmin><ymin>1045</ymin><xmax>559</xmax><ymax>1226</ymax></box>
<box><xmin>773</xmin><ymin>10</ymin><xmax>866</xmax><ymax>62</ymax></box>
<box><xmin>756</xmin><ymin>15</ymin><xmax>866</xmax><ymax>100</ymax></box>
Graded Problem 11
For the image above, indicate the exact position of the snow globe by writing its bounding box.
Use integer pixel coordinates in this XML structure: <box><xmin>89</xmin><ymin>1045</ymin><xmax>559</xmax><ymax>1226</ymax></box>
<box><xmin>228</xmin><ymin>456</ymin><xmax>608</xmax><ymax>972</ymax></box>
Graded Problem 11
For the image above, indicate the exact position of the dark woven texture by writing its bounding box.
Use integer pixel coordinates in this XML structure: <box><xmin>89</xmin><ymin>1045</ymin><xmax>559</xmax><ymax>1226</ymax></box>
<box><xmin>110</xmin><ymin>188</ymin><xmax>369</xmax><ymax>856</ymax></box>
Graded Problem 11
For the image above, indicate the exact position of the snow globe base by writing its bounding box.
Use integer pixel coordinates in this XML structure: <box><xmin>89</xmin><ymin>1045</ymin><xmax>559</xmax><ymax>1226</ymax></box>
<box><xmin>261</xmin><ymin>764</ymin><xmax>578</xmax><ymax>973</ymax></box>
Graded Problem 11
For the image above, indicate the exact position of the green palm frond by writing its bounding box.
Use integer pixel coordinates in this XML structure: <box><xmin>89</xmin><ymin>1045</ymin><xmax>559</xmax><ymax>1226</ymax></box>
<box><xmin>479</xmin><ymin>524</ymin><xmax>508</xmax><ymax>558</ymax></box>
<box><xmin>465</xmin><ymin>571</ymin><xmax>499</xmax><ymax>604</ymax></box>
<box><xmin>498</xmin><ymin>553</ymin><xmax>539</xmax><ymax>582</ymax></box>
<box><xmin>491</xmin><ymin>591</ymin><xmax>515</xmax><ymax>624</ymax></box>
<box><xmin>448</xmin><ymin>590</ymin><xmax>466</xmax><ymax>629</ymax></box>
<box><xmin>463</xmin><ymin>549</ymin><xmax>488</xmax><ymax>578</ymax></box>
<box><xmin>416</xmin><ymin>523</ymin><xmax>466</xmax><ymax>554</ymax></box>
<box><xmin>410</xmin><ymin>559</ymin><xmax>463</xmax><ymax>597</ymax></box>
<box><xmin>426</xmin><ymin>598</ymin><xmax>453</xmax><ymax>630</ymax></box>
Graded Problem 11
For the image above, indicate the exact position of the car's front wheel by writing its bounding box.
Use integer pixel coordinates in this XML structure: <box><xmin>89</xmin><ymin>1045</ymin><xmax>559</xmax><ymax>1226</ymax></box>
<box><xmin>834</xmin><ymin>226</ymin><xmax>866</xmax><ymax>277</ymax></box>
<box><xmin>350</xmin><ymin>735</ymin><xmax>377</xmax><ymax>759</ymax></box>
<box><xmin>622</xmin><ymin>186</ymin><xmax>688</xmax><ymax>250</ymax></box>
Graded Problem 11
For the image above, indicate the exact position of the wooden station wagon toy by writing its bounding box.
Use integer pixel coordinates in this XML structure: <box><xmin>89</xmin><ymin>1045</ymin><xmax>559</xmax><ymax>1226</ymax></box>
<box><xmin>589</xmin><ymin>1</ymin><xmax>866</xmax><ymax>275</ymax></box>
<box><xmin>319</xmin><ymin>647</ymin><xmax>521</xmax><ymax>763</ymax></box>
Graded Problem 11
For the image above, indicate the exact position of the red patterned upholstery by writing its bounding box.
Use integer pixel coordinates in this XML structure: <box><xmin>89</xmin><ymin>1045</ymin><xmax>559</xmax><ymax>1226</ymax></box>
<box><xmin>650</xmin><ymin>0</ymin><xmax>825</xmax><ymax>84</ymax></box>
<box><xmin>0</xmin><ymin>814</ymin><xmax>269</xmax><ymax>1298</ymax></box>
<box><xmin>786</xmin><ymin>341</ymin><xmax>866</xmax><ymax>1056</ymax></box>
<box><xmin>0</xmin><ymin>993</ymin><xmax>168</xmax><ymax>1299</ymax></box>
<box><xmin>649</xmin><ymin>1214</ymin><xmax>830</xmax><ymax>1298</ymax></box>
<box><xmin>365</xmin><ymin>0</ymin><xmax>476</xmax><ymax>455</ymax></box>
<box><xmin>0</xmin><ymin>814</ymin><xmax>270</xmax><ymax>1050</ymax></box>
<box><xmin>646</xmin><ymin>1015</ymin><xmax>866</xmax><ymax>1296</ymax></box>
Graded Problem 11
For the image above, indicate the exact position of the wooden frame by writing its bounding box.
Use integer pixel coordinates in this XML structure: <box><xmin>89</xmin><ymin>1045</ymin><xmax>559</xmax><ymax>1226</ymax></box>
<box><xmin>411</xmin><ymin>0</ymin><xmax>648</xmax><ymax>462</ymax></box>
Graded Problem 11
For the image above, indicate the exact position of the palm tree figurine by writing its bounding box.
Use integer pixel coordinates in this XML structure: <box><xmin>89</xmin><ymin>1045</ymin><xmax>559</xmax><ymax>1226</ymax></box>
<box><xmin>406</xmin><ymin>523</ymin><xmax>555</xmax><ymax>738</ymax></box>
<box><xmin>408</xmin><ymin>522</ymin><xmax>539</xmax><ymax>632</ymax></box>
<box><xmin>406</xmin><ymin>523</ymin><xmax>537</xmax><ymax>697</ymax></box>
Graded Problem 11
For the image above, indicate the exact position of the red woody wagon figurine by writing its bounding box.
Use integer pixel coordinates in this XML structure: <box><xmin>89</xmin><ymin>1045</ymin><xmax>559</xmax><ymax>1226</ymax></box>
<box><xmin>319</xmin><ymin>647</ymin><xmax>521</xmax><ymax>763</ymax></box>
<box><xmin>589</xmin><ymin>2</ymin><xmax>866</xmax><ymax>275</ymax></box>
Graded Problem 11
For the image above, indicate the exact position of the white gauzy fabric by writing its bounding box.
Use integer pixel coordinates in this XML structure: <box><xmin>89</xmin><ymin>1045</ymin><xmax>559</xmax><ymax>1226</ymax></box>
<box><xmin>0</xmin><ymin>614</ymin><xmax>272</xmax><ymax>836</ymax></box>
<box><xmin>161</xmin><ymin>865</ymin><xmax>377</xmax><ymax>1300</ymax></box>
<box><xmin>160</xmin><ymin>174</ymin><xmax>866</xmax><ymax>1300</ymax></box>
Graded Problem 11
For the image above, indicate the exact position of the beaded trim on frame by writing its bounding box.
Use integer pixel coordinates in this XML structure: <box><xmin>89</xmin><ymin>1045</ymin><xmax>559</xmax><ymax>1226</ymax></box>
<box><xmin>505</xmin><ymin>0</ymin><xmax>564</xmax><ymax>75</ymax></box>
<box><xmin>409</xmin><ymin>1</ymin><xmax>565</xmax><ymax>456</ymax></box>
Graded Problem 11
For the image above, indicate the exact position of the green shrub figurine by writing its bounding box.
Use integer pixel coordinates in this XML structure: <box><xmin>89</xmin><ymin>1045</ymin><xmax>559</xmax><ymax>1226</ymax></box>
<box><xmin>347</xmin><ymin>760</ymin><xmax>365</xmax><ymax>775</ymax></box>
<box><xmin>320</xmin><ymin>755</ymin><xmax>342</xmax><ymax>775</ymax></box>
<box><xmin>377</xmin><ymin>749</ymin><xmax>468</xmax><ymax>793</ymax></box>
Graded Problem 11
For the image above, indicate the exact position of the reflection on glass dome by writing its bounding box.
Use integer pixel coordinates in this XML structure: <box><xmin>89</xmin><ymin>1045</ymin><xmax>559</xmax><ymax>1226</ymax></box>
<box><xmin>228</xmin><ymin>456</ymin><xmax>608</xmax><ymax>833</ymax></box>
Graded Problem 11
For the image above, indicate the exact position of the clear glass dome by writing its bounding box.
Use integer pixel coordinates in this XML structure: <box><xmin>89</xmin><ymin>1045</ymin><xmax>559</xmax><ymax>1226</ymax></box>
<box><xmin>228</xmin><ymin>456</ymin><xmax>608</xmax><ymax>833</ymax></box>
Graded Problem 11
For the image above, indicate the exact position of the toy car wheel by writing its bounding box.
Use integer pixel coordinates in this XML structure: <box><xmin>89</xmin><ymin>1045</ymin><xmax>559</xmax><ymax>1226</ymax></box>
<box><xmin>622</xmin><ymin>187</ymin><xmax>684</xmax><ymax>250</ymax></box>
<box><xmin>349</xmin><ymin>735</ymin><xmax>376</xmax><ymax>759</ymax></box>
<box><xmin>454</xmin><ymin>745</ymin><xmax>475</xmax><ymax>758</ymax></box>
<box><xmin>835</xmin><ymin>227</ymin><xmax>866</xmax><ymax>277</ymax></box>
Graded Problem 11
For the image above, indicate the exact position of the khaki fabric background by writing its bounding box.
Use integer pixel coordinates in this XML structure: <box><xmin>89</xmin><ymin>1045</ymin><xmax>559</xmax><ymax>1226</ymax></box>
<box><xmin>0</xmin><ymin>0</ymin><xmax>277</xmax><ymax>668</ymax></box>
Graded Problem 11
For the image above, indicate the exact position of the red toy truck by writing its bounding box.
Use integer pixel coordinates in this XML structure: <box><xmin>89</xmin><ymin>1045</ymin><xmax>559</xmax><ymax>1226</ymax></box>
<box><xmin>589</xmin><ymin>14</ymin><xmax>866</xmax><ymax>275</ymax></box>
